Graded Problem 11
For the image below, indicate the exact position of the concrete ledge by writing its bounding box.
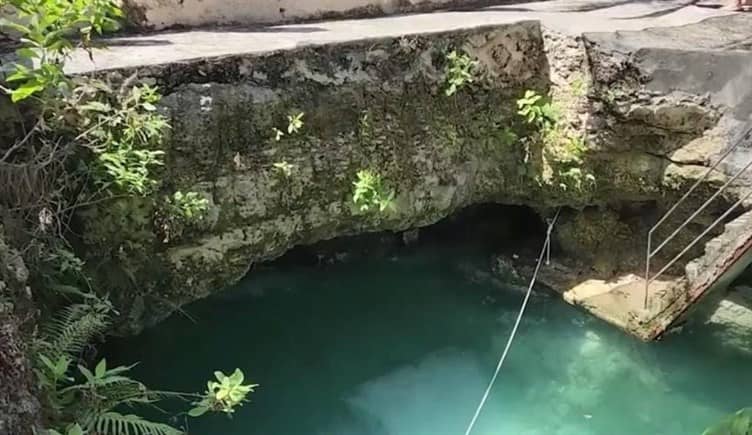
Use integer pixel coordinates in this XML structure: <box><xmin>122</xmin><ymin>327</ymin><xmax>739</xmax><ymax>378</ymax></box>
<box><xmin>64</xmin><ymin>1</ymin><xmax>744</xmax><ymax>75</ymax></box>
<box><xmin>122</xmin><ymin>0</ymin><xmax>514</xmax><ymax>31</ymax></box>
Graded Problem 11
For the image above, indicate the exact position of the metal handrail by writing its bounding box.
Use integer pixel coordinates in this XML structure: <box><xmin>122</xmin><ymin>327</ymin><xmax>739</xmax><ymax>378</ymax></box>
<box><xmin>648</xmin><ymin>188</ymin><xmax>752</xmax><ymax>290</ymax></box>
<box><xmin>644</xmin><ymin>126</ymin><xmax>752</xmax><ymax>309</ymax></box>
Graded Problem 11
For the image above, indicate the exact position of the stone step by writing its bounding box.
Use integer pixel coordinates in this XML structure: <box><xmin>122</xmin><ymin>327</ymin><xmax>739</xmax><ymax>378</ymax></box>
<box><xmin>685</xmin><ymin>210</ymin><xmax>752</xmax><ymax>286</ymax></box>
<box><xmin>685</xmin><ymin>259</ymin><xmax>701</xmax><ymax>283</ymax></box>
<box><xmin>705</xmin><ymin>237</ymin><xmax>726</xmax><ymax>256</ymax></box>
<box><xmin>724</xmin><ymin>212</ymin><xmax>752</xmax><ymax>234</ymax></box>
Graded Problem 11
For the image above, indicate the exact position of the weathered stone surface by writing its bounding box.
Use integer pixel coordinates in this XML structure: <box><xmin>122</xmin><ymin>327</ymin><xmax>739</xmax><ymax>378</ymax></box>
<box><xmin>703</xmin><ymin>285</ymin><xmax>752</xmax><ymax>355</ymax></box>
<box><xmin>69</xmin><ymin>16</ymin><xmax>750</xmax><ymax>333</ymax></box>
<box><xmin>0</xmin><ymin>227</ymin><xmax>41</xmax><ymax>435</ymax></box>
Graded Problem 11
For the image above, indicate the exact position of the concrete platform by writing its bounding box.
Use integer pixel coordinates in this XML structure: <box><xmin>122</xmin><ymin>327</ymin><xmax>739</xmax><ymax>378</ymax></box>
<box><xmin>63</xmin><ymin>0</ymin><xmax>749</xmax><ymax>74</ymax></box>
<box><xmin>564</xmin><ymin>274</ymin><xmax>679</xmax><ymax>339</ymax></box>
<box><xmin>564</xmin><ymin>210</ymin><xmax>752</xmax><ymax>340</ymax></box>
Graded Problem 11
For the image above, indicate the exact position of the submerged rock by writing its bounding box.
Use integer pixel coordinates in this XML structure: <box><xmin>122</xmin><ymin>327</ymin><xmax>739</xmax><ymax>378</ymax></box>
<box><xmin>702</xmin><ymin>285</ymin><xmax>752</xmax><ymax>355</ymax></box>
<box><xmin>492</xmin><ymin>256</ymin><xmax>524</xmax><ymax>287</ymax></box>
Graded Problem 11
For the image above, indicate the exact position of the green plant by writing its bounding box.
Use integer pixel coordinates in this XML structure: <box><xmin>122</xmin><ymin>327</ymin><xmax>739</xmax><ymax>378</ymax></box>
<box><xmin>570</xmin><ymin>75</ymin><xmax>587</xmax><ymax>98</ymax></box>
<box><xmin>35</xmin><ymin>296</ymin><xmax>255</xmax><ymax>435</ymax></box>
<box><xmin>39</xmin><ymin>247</ymin><xmax>91</xmax><ymax>297</ymax></box>
<box><xmin>562</xmin><ymin>134</ymin><xmax>587</xmax><ymax>161</ymax></box>
<box><xmin>516</xmin><ymin>90</ymin><xmax>559</xmax><ymax>131</ymax></box>
<box><xmin>164</xmin><ymin>191</ymin><xmax>209</xmax><ymax>222</ymax></box>
<box><xmin>272</xmin><ymin>111</ymin><xmax>305</xmax><ymax>141</ymax></box>
<box><xmin>154</xmin><ymin>191</ymin><xmax>209</xmax><ymax>243</ymax></box>
<box><xmin>556</xmin><ymin>167</ymin><xmax>596</xmax><ymax>192</ymax></box>
<box><xmin>48</xmin><ymin>423</ymin><xmax>84</xmax><ymax>435</ymax></box>
<box><xmin>352</xmin><ymin>169</ymin><xmax>395</xmax><ymax>214</ymax></box>
<box><xmin>35</xmin><ymin>301</ymin><xmax>111</xmax><ymax>367</ymax></box>
<box><xmin>704</xmin><ymin>408</ymin><xmax>752</xmax><ymax>435</ymax></box>
<box><xmin>2</xmin><ymin>1</ymin><xmax>253</xmax><ymax>434</ymax></box>
<box><xmin>545</xmin><ymin>132</ymin><xmax>587</xmax><ymax>165</ymax></box>
<box><xmin>0</xmin><ymin>0</ymin><xmax>122</xmax><ymax>102</ymax></box>
<box><xmin>444</xmin><ymin>50</ymin><xmax>478</xmax><ymax>97</ymax></box>
<box><xmin>515</xmin><ymin>90</ymin><xmax>596</xmax><ymax>193</ymax></box>
<box><xmin>546</xmin><ymin>134</ymin><xmax>595</xmax><ymax>193</ymax></box>
<box><xmin>287</xmin><ymin>112</ymin><xmax>304</xmax><ymax>134</ymax></box>
<box><xmin>79</xmin><ymin>83</ymin><xmax>170</xmax><ymax>195</ymax></box>
<box><xmin>188</xmin><ymin>369</ymin><xmax>257</xmax><ymax>417</ymax></box>
<box><xmin>498</xmin><ymin>127</ymin><xmax>519</xmax><ymax>147</ymax></box>
<box><xmin>32</xmin><ymin>300</ymin><xmax>178</xmax><ymax>434</ymax></box>
<box><xmin>272</xmin><ymin>161</ymin><xmax>296</xmax><ymax>177</ymax></box>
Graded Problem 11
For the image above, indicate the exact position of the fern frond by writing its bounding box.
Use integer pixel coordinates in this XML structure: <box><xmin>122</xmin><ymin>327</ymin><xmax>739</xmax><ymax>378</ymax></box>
<box><xmin>37</xmin><ymin>303</ymin><xmax>109</xmax><ymax>361</ymax></box>
<box><xmin>97</xmin><ymin>378</ymin><xmax>153</xmax><ymax>408</ymax></box>
<box><xmin>90</xmin><ymin>412</ymin><xmax>183</xmax><ymax>435</ymax></box>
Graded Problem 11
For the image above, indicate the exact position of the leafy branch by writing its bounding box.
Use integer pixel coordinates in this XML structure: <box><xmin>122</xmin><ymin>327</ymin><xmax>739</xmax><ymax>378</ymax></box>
<box><xmin>352</xmin><ymin>169</ymin><xmax>395</xmax><ymax>214</ymax></box>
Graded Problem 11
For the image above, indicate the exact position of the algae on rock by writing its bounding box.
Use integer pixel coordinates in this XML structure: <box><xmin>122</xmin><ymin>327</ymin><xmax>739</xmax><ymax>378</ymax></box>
<box><xmin>72</xmin><ymin>22</ymin><xmax>737</xmax><ymax>332</ymax></box>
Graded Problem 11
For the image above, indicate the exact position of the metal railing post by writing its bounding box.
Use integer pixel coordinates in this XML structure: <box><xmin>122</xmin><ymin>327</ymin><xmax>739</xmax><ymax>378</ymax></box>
<box><xmin>643</xmin><ymin>125</ymin><xmax>752</xmax><ymax>307</ymax></box>
<box><xmin>644</xmin><ymin>234</ymin><xmax>651</xmax><ymax>309</ymax></box>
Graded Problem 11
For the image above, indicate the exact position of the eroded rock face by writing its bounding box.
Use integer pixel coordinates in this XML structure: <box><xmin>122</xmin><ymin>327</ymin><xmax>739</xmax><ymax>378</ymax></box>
<box><xmin>0</xmin><ymin>228</ymin><xmax>41</xmax><ymax>435</ymax></box>
<box><xmin>76</xmin><ymin>22</ymin><xmax>738</xmax><ymax>333</ymax></box>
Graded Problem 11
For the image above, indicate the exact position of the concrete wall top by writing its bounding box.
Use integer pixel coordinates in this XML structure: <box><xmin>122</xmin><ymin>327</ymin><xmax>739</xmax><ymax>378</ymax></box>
<box><xmin>123</xmin><ymin>0</ymin><xmax>486</xmax><ymax>30</ymax></box>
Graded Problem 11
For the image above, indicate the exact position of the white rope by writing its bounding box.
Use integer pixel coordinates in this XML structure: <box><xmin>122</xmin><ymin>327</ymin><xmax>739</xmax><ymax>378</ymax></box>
<box><xmin>463</xmin><ymin>208</ymin><xmax>561</xmax><ymax>435</ymax></box>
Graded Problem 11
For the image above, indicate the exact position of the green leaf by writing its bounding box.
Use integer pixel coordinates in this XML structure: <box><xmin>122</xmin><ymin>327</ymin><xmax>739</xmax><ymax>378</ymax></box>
<box><xmin>229</xmin><ymin>368</ymin><xmax>244</xmax><ymax>384</ymax></box>
<box><xmin>95</xmin><ymin>358</ymin><xmax>107</xmax><ymax>378</ymax></box>
<box><xmin>16</xmin><ymin>48</ymin><xmax>39</xmax><ymax>59</ymax></box>
<box><xmin>188</xmin><ymin>406</ymin><xmax>209</xmax><ymax>417</ymax></box>
<box><xmin>39</xmin><ymin>354</ymin><xmax>56</xmax><ymax>371</ymax></box>
<box><xmin>0</xmin><ymin>18</ymin><xmax>31</xmax><ymax>35</ymax></box>
<box><xmin>730</xmin><ymin>413</ymin><xmax>751</xmax><ymax>434</ymax></box>
<box><xmin>81</xmin><ymin>101</ymin><xmax>111</xmax><ymax>112</ymax></box>
<box><xmin>78</xmin><ymin>364</ymin><xmax>95</xmax><ymax>383</ymax></box>
<box><xmin>67</xmin><ymin>423</ymin><xmax>84</xmax><ymax>435</ymax></box>
<box><xmin>10</xmin><ymin>82</ymin><xmax>44</xmax><ymax>102</ymax></box>
<box><xmin>5</xmin><ymin>67</ymin><xmax>31</xmax><ymax>83</ymax></box>
<box><xmin>93</xmin><ymin>412</ymin><xmax>182</xmax><ymax>435</ymax></box>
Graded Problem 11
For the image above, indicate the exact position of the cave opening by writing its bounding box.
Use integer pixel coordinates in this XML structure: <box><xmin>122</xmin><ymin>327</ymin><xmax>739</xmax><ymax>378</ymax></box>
<box><xmin>266</xmin><ymin>203</ymin><xmax>548</xmax><ymax>269</ymax></box>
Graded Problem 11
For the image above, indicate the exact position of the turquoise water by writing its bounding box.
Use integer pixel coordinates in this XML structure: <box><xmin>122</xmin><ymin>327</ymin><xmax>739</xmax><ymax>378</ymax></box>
<box><xmin>107</xmin><ymin>245</ymin><xmax>752</xmax><ymax>435</ymax></box>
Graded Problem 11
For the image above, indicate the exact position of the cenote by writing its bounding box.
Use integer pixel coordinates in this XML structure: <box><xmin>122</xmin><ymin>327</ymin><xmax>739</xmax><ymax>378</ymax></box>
<box><xmin>106</xmin><ymin>207</ymin><xmax>752</xmax><ymax>435</ymax></box>
<box><xmin>7</xmin><ymin>5</ymin><xmax>752</xmax><ymax>434</ymax></box>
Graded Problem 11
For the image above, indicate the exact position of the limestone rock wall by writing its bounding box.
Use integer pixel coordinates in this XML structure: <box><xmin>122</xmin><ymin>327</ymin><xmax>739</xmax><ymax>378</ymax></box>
<box><xmin>77</xmin><ymin>22</ymin><xmax>737</xmax><ymax>333</ymax></box>
<box><xmin>0</xmin><ymin>228</ymin><xmax>41</xmax><ymax>435</ymax></box>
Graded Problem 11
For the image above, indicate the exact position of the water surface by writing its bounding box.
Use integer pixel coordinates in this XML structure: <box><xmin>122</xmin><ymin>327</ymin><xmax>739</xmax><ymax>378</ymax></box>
<box><xmin>108</xmin><ymin>245</ymin><xmax>751</xmax><ymax>435</ymax></box>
